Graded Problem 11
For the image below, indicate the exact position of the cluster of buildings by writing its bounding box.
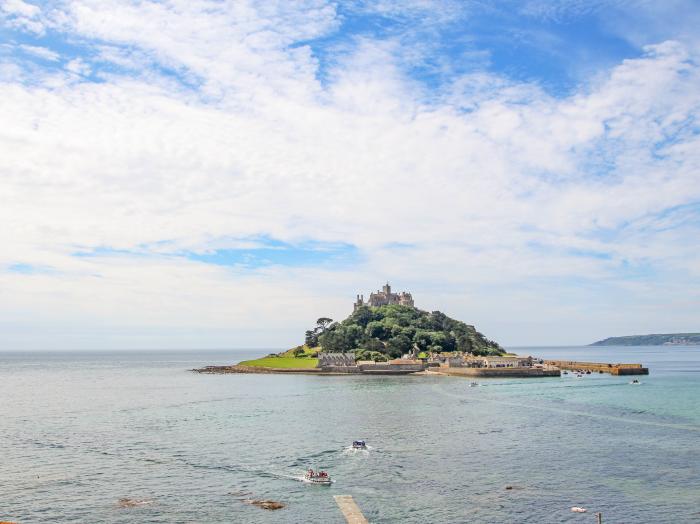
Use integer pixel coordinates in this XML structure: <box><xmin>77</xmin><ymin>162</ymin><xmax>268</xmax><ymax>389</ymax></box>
<box><xmin>430</xmin><ymin>353</ymin><xmax>535</xmax><ymax>369</ymax></box>
<box><xmin>316</xmin><ymin>351</ymin><xmax>558</xmax><ymax>376</ymax></box>
<box><xmin>317</xmin><ymin>352</ymin><xmax>423</xmax><ymax>374</ymax></box>
<box><xmin>427</xmin><ymin>352</ymin><xmax>560</xmax><ymax>377</ymax></box>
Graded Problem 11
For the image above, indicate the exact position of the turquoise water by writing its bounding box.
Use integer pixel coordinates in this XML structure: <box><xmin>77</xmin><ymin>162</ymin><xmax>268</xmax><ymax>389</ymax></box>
<box><xmin>1</xmin><ymin>347</ymin><xmax>699</xmax><ymax>523</ymax></box>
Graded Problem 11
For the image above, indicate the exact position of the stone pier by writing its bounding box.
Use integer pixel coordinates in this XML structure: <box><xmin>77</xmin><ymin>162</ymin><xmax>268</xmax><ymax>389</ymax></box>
<box><xmin>544</xmin><ymin>360</ymin><xmax>649</xmax><ymax>375</ymax></box>
<box><xmin>334</xmin><ymin>495</ymin><xmax>369</xmax><ymax>524</ymax></box>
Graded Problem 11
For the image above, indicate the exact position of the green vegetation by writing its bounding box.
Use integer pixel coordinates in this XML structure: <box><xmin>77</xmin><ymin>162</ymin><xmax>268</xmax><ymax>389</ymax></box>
<box><xmin>239</xmin><ymin>356</ymin><xmax>319</xmax><ymax>369</ymax></box>
<box><xmin>280</xmin><ymin>345</ymin><xmax>319</xmax><ymax>358</ymax></box>
<box><xmin>591</xmin><ymin>333</ymin><xmax>700</xmax><ymax>346</ymax></box>
<box><xmin>312</xmin><ymin>304</ymin><xmax>503</xmax><ymax>358</ymax></box>
<box><xmin>304</xmin><ymin>317</ymin><xmax>333</xmax><ymax>348</ymax></box>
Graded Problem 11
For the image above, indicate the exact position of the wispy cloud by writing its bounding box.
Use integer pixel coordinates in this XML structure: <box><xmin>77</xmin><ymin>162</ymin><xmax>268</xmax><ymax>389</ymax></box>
<box><xmin>18</xmin><ymin>43</ymin><xmax>59</xmax><ymax>61</ymax></box>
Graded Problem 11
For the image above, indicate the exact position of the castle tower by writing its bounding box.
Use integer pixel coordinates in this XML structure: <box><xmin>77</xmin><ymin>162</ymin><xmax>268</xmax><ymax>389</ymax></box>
<box><xmin>382</xmin><ymin>282</ymin><xmax>391</xmax><ymax>295</ymax></box>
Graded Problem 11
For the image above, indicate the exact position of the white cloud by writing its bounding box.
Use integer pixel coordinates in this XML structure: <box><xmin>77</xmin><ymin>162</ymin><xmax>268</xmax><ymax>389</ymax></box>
<box><xmin>65</xmin><ymin>57</ymin><xmax>90</xmax><ymax>75</ymax></box>
<box><xmin>0</xmin><ymin>1</ymin><xmax>699</xmax><ymax>348</ymax></box>
<box><xmin>19</xmin><ymin>43</ymin><xmax>59</xmax><ymax>61</ymax></box>
<box><xmin>1</xmin><ymin>0</ymin><xmax>39</xmax><ymax>17</ymax></box>
<box><xmin>1</xmin><ymin>0</ymin><xmax>44</xmax><ymax>33</ymax></box>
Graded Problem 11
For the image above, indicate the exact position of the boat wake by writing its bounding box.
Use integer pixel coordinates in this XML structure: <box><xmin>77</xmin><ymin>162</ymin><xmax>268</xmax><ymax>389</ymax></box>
<box><xmin>342</xmin><ymin>444</ymin><xmax>372</xmax><ymax>455</ymax></box>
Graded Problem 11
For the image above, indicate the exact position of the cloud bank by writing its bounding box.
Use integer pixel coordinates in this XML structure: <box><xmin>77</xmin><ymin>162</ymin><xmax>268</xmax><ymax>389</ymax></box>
<box><xmin>1</xmin><ymin>0</ymin><xmax>699</xmax><ymax>348</ymax></box>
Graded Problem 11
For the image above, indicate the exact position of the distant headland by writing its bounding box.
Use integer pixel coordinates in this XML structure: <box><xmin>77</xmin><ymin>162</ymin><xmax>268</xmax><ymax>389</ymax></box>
<box><xmin>591</xmin><ymin>333</ymin><xmax>700</xmax><ymax>346</ymax></box>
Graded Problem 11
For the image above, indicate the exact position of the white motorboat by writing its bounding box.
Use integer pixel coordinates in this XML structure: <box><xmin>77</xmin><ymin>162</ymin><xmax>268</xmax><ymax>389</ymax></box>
<box><xmin>469</xmin><ymin>382</ymin><xmax>479</xmax><ymax>387</ymax></box>
<box><xmin>352</xmin><ymin>440</ymin><xmax>367</xmax><ymax>449</ymax></box>
<box><xmin>303</xmin><ymin>469</ymin><xmax>332</xmax><ymax>485</ymax></box>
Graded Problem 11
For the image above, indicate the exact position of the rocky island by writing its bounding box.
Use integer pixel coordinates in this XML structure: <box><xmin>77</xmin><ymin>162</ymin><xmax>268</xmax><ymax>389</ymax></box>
<box><xmin>197</xmin><ymin>283</ymin><xmax>558</xmax><ymax>377</ymax></box>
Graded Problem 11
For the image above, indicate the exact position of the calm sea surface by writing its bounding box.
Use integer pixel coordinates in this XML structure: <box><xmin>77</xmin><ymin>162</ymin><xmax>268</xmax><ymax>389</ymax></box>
<box><xmin>1</xmin><ymin>346</ymin><xmax>699</xmax><ymax>523</ymax></box>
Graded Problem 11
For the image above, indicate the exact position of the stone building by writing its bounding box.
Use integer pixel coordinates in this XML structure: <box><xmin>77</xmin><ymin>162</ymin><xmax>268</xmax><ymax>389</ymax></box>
<box><xmin>353</xmin><ymin>282</ymin><xmax>414</xmax><ymax>310</ymax></box>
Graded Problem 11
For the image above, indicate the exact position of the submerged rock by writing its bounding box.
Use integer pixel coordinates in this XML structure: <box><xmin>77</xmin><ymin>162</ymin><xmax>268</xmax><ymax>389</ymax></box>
<box><xmin>244</xmin><ymin>499</ymin><xmax>286</xmax><ymax>511</ymax></box>
<box><xmin>117</xmin><ymin>498</ymin><xmax>154</xmax><ymax>508</ymax></box>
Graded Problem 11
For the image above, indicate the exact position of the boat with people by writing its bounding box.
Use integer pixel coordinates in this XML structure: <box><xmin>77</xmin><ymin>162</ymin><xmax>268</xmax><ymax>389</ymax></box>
<box><xmin>630</xmin><ymin>379</ymin><xmax>641</xmax><ymax>385</ymax></box>
<box><xmin>303</xmin><ymin>469</ymin><xmax>332</xmax><ymax>485</ymax></box>
<box><xmin>352</xmin><ymin>440</ymin><xmax>367</xmax><ymax>450</ymax></box>
<box><xmin>469</xmin><ymin>382</ymin><xmax>479</xmax><ymax>387</ymax></box>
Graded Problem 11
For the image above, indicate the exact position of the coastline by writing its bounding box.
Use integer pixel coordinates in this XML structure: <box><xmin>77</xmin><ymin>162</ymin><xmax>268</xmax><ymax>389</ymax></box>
<box><xmin>193</xmin><ymin>364</ymin><xmax>422</xmax><ymax>375</ymax></box>
<box><xmin>194</xmin><ymin>353</ymin><xmax>651</xmax><ymax>378</ymax></box>
<box><xmin>193</xmin><ymin>362</ymin><xmax>565</xmax><ymax>378</ymax></box>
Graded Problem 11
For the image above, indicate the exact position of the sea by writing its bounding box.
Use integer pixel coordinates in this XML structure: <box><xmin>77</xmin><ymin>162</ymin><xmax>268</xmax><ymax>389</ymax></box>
<box><xmin>1</xmin><ymin>346</ymin><xmax>699</xmax><ymax>523</ymax></box>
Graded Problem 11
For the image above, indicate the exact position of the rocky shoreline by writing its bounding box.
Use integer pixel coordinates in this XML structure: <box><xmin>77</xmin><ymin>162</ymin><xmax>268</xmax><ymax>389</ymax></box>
<box><xmin>194</xmin><ymin>364</ymin><xmax>326</xmax><ymax>374</ymax></box>
<box><xmin>192</xmin><ymin>364</ymin><xmax>426</xmax><ymax>375</ymax></box>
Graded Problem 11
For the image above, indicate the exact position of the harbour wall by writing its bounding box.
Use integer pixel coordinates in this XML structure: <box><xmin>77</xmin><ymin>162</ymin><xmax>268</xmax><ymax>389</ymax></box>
<box><xmin>544</xmin><ymin>360</ymin><xmax>649</xmax><ymax>375</ymax></box>
<box><xmin>435</xmin><ymin>367</ymin><xmax>561</xmax><ymax>378</ymax></box>
<box><xmin>321</xmin><ymin>363</ymin><xmax>424</xmax><ymax>374</ymax></box>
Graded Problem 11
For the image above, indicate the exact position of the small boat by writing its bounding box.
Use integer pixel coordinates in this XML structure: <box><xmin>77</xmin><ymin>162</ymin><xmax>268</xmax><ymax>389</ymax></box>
<box><xmin>303</xmin><ymin>469</ymin><xmax>332</xmax><ymax>485</ymax></box>
<box><xmin>562</xmin><ymin>371</ymin><xmax>568</xmax><ymax>375</ymax></box>
<box><xmin>585</xmin><ymin>370</ymin><xmax>591</xmax><ymax>374</ymax></box>
<box><xmin>469</xmin><ymin>382</ymin><xmax>479</xmax><ymax>387</ymax></box>
<box><xmin>630</xmin><ymin>379</ymin><xmax>641</xmax><ymax>385</ymax></box>
<box><xmin>571</xmin><ymin>507</ymin><xmax>587</xmax><ymax>513</ymax></box>
<box><xmin>576</xmin><ymin>374</ymin><xmax>583</xmax><ymax>378</ymax></box>
<box><xmin>352</xmin><ymin>440</ymin><xmax>367</xmax><ymax>449</ymax></box>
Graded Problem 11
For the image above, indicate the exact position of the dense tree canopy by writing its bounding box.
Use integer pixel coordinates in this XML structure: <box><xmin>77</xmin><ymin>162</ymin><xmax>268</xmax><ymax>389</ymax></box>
<box><xmin>310</xmin><ymin>305</ymin><xmax>503</xmax><ymax>357</ymax></box>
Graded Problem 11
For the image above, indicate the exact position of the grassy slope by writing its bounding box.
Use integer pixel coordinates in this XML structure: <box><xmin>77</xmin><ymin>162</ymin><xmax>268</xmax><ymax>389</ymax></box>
<box><xmin>279</xmin><ymin>345</ymin><xmax>318</xmax><ymax>357</ymax></box>
<box><xmin>239</xmin><ymin>357</ymin><xmax>319</xmax><ymax>369</ymax></box>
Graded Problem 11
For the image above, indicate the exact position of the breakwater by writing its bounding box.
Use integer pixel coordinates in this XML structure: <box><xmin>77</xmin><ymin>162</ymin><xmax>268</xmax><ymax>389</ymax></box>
<box><xmin>435</xmin><ymin>367</ymin><xmax>561</xmax><ymax>378</ymax></box>
<box><xmin>544</xmin><ymin>360</ymin><xmax>649</xmax><ymax>375</ymax></box>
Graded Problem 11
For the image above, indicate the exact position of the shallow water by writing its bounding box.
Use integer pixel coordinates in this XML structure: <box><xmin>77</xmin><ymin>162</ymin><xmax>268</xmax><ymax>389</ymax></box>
<box><xmin>1</xmin><ymin>346</ymin><xmax>699</xmax><ymax>523</ymax></box>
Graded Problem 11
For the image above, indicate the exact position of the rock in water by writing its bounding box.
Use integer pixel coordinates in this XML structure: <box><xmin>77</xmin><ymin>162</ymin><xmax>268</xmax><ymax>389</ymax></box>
<box><xmin>245</xmin><ymin>499</ymin><xmax>286</xmax><ymax>511</ymax></box>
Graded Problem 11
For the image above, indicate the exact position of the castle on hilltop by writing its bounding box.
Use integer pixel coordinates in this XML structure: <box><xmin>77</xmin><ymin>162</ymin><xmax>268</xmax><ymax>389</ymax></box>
<box><xmin>354</xmin><ymin>282</ymin><xmax>414</xmax><ymax>310</ymax></box>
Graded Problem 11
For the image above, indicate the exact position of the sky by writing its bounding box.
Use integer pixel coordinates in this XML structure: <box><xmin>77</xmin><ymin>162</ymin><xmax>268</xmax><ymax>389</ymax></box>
<box><xmin>1</xmin><ymin>0</ymin><xmax>699</xmax><ymax>349</ymax></box>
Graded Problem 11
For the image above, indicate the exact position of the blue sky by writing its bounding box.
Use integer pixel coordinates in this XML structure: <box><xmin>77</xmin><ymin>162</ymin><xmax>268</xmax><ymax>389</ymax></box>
<box><xmin>0</xmin><ymin>0</ymin><xmax>699</xmax><ymax>349</ymax></box>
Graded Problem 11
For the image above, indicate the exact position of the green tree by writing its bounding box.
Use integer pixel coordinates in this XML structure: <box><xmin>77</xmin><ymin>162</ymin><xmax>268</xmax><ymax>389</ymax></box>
<box><xmin>305</xmin><ymin>329</ymin><xmax>319</xmax><ymax>347</ymax></box>
<box><xmin>316</xmin><ymin>317</ymin><xmax>333</xmax><ymax>332</ymax></box>
<box><xmin>386</xmin><ymin>334</ymin><xmax>413</xmax><ymax>358</ymax></box>
<box><xmin>318</xmin><ymin>325</ymin><xmax>354</xmax><ymax>352</ymax></box>
<box><xmin>413</xmin><ymin>330</ymin><xmax>433</xmax><ymax>352</ymax></box>
<box><xmin>366</xmin><ymin>321</ymin><xmax>388</xmax><ymax>340</ymax></box>
<box><xmin>366</xmin><ymin>338</ymin><xmax>385</xmax><ymax>352</ymax></box>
